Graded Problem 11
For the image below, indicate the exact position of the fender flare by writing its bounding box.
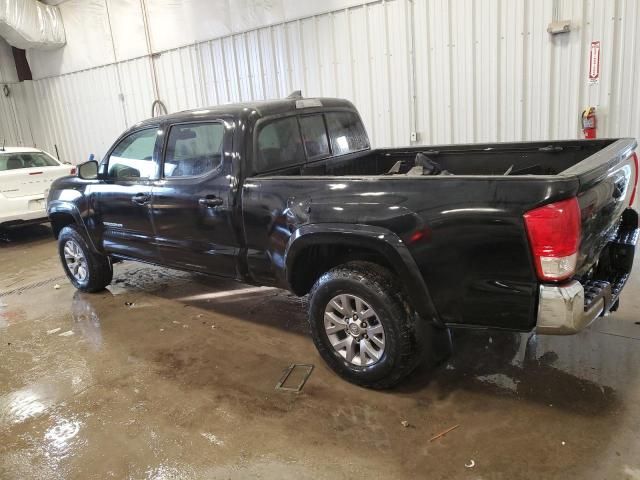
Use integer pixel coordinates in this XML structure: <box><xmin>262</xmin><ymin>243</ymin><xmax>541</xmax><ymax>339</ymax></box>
<box><xmin>47</xmin><ymin>201</ymin><xmax>100</xmax><ymax>253</ymax></box>
<box><xmin>285</xmin><ymin>223</ymin><xmax>442</xmax><ymax>325</ymax></box>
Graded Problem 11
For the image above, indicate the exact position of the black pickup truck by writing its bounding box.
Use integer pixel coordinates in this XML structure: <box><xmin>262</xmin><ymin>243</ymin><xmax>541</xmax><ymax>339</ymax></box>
<box><xmin>47</xmin><ymin>95</ymin><xmax>638</xmax><ymax>388</ymax></box>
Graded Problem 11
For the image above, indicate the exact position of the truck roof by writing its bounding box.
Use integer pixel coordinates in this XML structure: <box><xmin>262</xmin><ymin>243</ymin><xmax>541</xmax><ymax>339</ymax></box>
<box><xmin>130</xmin><ymin>96</ymin><xmax>357</xmax><ymax>131</ymax></box>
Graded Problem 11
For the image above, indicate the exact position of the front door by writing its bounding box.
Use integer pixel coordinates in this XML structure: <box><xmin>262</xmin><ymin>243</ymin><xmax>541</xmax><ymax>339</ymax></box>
<box><xmin>150</xmin><ymin>120</ymin><xmax>239</xmax><ymax>276</ymax></box>
<box><xmin>95</xmin><ymin>127</ymin><xmax>160</xmax><ymax>262</ymax></box>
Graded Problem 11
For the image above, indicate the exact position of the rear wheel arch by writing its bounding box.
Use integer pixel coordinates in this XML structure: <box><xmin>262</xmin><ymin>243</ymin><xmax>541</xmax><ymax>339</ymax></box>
<box><xmin>286</xmin><ymin>239</ymin><xmax>393</xmax><ymax>294</ymax></box>
<box><xmin>285</xmin><ymin>225</ymin><xmax>441</xmax><ymax>324</ymax></box>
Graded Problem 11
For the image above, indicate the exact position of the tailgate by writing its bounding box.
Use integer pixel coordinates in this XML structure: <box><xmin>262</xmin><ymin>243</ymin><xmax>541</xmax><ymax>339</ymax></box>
<box><xmin>562</xmin><ymin>138</ymin><xmax>638</xmax><ymax>274</ymax></box>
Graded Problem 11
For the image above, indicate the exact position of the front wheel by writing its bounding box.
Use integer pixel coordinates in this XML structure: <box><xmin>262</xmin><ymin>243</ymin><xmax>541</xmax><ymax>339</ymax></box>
<box><xmin>308</xmin><ymin>262</ymin><xmax>425</xmax><ymax>389</ymax></box>
<box><xmin>58</xmin><ymin>225</ymin><xmax>113</xmax><ymax>292</ymax></box>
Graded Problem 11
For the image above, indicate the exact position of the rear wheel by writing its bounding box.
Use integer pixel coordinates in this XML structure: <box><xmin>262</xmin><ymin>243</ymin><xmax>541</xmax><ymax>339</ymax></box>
<box><xmin>308</xmin><ymin>261</ymin><xmax>425</xmax><ymax>389</ymax></box>
<box><xmin>58</xmin><ymin>225</ymin><xmax>112</xmax><ymax>292</ymax></box>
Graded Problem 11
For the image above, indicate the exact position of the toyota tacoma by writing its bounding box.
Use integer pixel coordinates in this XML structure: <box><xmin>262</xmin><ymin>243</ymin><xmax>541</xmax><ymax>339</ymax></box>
<box><xmin>47</xmin><ymin>95</ymin><xmax>638</xmax><ymax>388</ymax></box>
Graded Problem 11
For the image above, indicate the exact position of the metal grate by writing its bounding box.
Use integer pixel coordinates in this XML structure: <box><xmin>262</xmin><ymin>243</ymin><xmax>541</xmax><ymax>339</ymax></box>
<box><xmin>275</xmin><ymin>364</ymin><xmax>314</xmax><ymax>393</ymax></box>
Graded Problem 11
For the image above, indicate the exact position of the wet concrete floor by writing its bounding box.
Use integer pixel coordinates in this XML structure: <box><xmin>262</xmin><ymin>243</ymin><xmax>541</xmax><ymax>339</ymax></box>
<box><xmin>1</xmin><ymin>225</ymin><xmax>640</xmax><ymax>479</ymax></box>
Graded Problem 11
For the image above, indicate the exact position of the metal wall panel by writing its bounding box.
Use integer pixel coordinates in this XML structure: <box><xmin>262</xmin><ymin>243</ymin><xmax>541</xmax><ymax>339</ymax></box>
<box><xmin>116</xmin><ymin>57</ymin><xmax>155</xmax><ymax>126</ymax></box>
<box><xmin>0</xmin><ymin>95</ymin><xmax>20</xmax><ymax>146</ymax></box>
<box><xmin>22</xmin><ymin>64</ymin><xmax>127</xmax><ymax>162</ymax></box>
<box><xmin>549</xmin><ymin>0</ymin><xmax>584</xmax><ymax>139</ymax></box>
<box><xmin>9</xmin><ymin>0</ymin><xmax>640</xmax><ymax>164</ymax></box>
<box><xmin>474</xmin><ymin>0</ymin><xmax>500</xmax><ymax>142</ymax></box>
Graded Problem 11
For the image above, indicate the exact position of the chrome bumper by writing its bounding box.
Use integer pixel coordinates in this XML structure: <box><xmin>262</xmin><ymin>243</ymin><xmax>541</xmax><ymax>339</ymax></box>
<box><xmin>537</xmin><ymin>209</ymin><xmax>638</xmax><ymax>335</ymax></box>
<box><xmin>536</xmin><ymin>280</ymin><xmax>609</xmax><ymax>335</ymax></box>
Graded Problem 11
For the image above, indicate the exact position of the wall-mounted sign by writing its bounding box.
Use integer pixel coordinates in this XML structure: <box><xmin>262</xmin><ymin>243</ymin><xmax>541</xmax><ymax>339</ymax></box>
<box><xmin>589</xmin><ymin>41</ymin><xmax>601</xmax><ymax>85</ymax></box>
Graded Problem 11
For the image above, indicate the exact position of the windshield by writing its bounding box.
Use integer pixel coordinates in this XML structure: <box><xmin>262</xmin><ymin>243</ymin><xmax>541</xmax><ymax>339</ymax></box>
<box><xmin>0</xmin><ymin>152</ymin><xmax>59</xmax><ymax>171</ymax></box>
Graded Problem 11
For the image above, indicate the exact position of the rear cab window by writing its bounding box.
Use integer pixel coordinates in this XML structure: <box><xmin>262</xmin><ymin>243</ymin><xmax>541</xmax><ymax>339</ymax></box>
<box><xmin>299</xmin><ymin>115</ymin><xmax>330</xmax><ymax>160</ymax></box>
<box><xmin>255</xmin><ymin>110</ymin><xmax>369</xmax><ymax>175</ymax></box>
<box><xmin>325</xmin><ymin>111</ymin><xmax>369</xmax><ymax>155</ymax></box>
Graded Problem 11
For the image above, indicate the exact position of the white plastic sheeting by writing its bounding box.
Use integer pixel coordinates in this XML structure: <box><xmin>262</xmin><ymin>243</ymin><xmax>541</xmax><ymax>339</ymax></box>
<box><xmin>27</xmin><ymin>0</ymin><xmax>383</xmax><ymax>79</ymax></box>
<box><xmin>146</xmin><ymin>0</ymin><xmax>379</xmax><ymax>52</ymax></box>
<box><xmin>0</xmin><ymin>0</ymin><xmax>65</xmax><ymax>50</ymax></box>
<box><xmin>27</xmin><ymin>0</ymin><xmax>119</xmax><ymax>78</ymax></box>
<box><xmin>0</xmin><ymin>36</ymin><xmax>17</xmax><ymax>82</ymax></box>
<box><xmin>4</xmin><ymin>0</ymin><xmax>640</xmax><ymax>164</ymax></box>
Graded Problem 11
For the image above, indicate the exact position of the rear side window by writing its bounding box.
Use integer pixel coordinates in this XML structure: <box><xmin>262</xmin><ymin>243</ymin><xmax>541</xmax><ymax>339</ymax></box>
<box><xmin>325</xmin><ymin>112</ymin><xmax>370</xmax><ymax>155</ymax></box>
<box><xmin>164</xmin><ymin>123</ymin><xmax>224</xmax><ymax>177</ymax></box>
<box><xmin>108</xmin><ymin>128</ymin><xmax>157</xmax><ymax>179</ymax></box>
<box><xmin>0</xmin><ymin>152</ymin><xmax>58</xmax><ymax>171</ymax></box>
<box><xmin>257</xmin><ymin>116</ymin><xmax>304</xmax><ymax>172</ymax></box>
<box><xmin>299</xmin><ymin>115</ymin><xmax>330</xmax><ymax>160</ymax></box>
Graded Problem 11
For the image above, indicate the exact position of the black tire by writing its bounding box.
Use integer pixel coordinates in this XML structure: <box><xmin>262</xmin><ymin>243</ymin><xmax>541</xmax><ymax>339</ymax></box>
<box><xmin>308</xmin><ymin>261</ymin><xmax>426</xmax><ymax>389</ymax></box>
<box><xmin>58</xmin><ymin>225</ymin><xmax>113</xmax><ymax>292</ymax></box>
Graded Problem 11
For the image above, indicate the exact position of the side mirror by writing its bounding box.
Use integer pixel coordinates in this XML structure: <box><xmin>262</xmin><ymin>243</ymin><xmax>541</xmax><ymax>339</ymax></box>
<box><xmin>77</xmin><ymin>160</ymin><xmax>99</xmax><ymax>180</ymax></box>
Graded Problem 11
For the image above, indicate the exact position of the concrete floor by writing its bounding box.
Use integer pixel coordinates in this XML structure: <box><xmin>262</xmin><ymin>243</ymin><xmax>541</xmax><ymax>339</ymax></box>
<box><xmin>1</xmin><ymin>226</ymin><xmax>640</xmax><ymax>479</ymax></box>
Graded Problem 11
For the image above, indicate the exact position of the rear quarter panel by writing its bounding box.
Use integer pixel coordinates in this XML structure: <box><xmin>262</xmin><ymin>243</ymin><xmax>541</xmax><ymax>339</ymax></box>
<box><xmin>241</xmin><ymin>174</ymin><xmax>579</xmax><ymax>330</ymax></box>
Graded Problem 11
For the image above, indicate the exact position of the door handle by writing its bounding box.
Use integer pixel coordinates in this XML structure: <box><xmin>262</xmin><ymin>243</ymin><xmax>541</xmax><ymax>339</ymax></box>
<box><xmin>198</xmin><ymin>195</ymin><xmax>224</xmax><ymax>208</ymax></box>
<box><xmin>132</xmin><ymin>193</ymin><xmax>150</xmax><ymax>205</ymax></box>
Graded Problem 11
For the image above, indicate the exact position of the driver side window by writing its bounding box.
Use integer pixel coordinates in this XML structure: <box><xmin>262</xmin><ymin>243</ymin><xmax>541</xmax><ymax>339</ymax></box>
<box><xmin>107</xmin><ymin>128</ymin><xmax>157</xmax><ymax>179</ymax></box>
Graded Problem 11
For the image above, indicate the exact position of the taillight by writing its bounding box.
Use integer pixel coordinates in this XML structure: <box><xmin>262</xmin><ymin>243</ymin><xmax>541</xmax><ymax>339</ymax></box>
<box><xmin>630</xmin><ymin>152</ymin><xmax>638</xmax><ymax>207</ymax></box>
<box><xmin>523</xmin><ymin>197</ymin><xmax>581</xmax><ymax>282</ymax></box>
<box><xmin>70</xmin><ymin>167</ymin><xmax>77</xmax><ymax>175</ymax></box>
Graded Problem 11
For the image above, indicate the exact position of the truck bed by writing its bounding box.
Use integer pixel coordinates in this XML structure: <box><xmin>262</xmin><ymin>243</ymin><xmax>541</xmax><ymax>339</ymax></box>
<box><xmin>266</xmin><ymin>139</ymin><xmax>618</xmax><ymax>177</ymax></box>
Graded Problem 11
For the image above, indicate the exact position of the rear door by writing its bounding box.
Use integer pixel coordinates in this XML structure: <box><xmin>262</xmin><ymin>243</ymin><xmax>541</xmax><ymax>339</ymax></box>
<box><xmin>95</xmin><ymin>127</ymin><xmax>160</xmax><ymax>262</ymax></box>
<box><xmin>150</xmin><ymin>120</ymin><xmax>239</xmax><ymax>276</ymax></box>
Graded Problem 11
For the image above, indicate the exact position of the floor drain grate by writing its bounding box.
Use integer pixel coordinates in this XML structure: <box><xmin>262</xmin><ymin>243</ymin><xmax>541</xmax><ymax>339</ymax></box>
<box><xmin>275</xmin><ymin>364</ymin><xmax>314</xmax><ymax>393</ymax></box>
<box><xmin>0</xmin><ymin>275</ymin><xmax>67</xmax><ymax>298</ymax></box>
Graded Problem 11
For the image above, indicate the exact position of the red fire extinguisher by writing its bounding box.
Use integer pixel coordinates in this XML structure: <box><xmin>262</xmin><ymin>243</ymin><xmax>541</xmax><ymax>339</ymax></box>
<box><xmin>582</xmin><ymin>107</ymin><xmax>597</xmax><ymax>139</ymax></box>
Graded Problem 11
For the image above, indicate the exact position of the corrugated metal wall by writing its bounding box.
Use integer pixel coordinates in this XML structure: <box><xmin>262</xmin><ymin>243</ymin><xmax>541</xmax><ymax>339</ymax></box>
<box><xmin>4</xmin><ymin>0</ymin><xmax>640</xmax><ymax>163</ymax></box>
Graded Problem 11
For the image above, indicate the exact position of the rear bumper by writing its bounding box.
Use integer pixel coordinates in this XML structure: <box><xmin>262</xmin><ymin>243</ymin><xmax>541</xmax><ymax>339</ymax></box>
<box><xmin>0</xmin><ymin>210</ymin><xmax>48</xmax><ymax>228</ymax></box>
<box><xmin>536</xmin><ymin>280</ymin><xmax>609</xmax><ymax>334</ymax></box>
<box><xmin>537</xmin><ymin>209</ymin><xmax>638</xmax><ymax>335</ymax></box>
<box><xmin>0</xmin><ymin>193</ymin><xmax>47</xmax><ymax>227</ymax></box>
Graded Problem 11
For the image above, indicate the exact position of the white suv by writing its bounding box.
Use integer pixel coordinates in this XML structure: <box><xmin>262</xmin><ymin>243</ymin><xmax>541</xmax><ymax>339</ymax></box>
<box><xmin>0</xmin><ymin>147</ymin><xmax>75</xmax><ymax>228</ymax></box>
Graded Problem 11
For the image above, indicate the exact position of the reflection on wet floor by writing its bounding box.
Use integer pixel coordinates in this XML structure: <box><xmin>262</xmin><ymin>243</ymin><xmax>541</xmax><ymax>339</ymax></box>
<box><xmin>432</xmin><ymin>330</ymin><xmax>625</xmax><ymax>415</ymax></box>
<box><xmin>66</xmin><ymin>264</ymin><xmax>640</xmax><ymax>413</ymax></box>
<box><xmin>70</xmin><ymin>292</ymin><xmax>103</xmax><ymax>350</ymax></box>
<box><xmin>1</xmin><ymin>386</ymin><xmax>54</xmax><ymax>425</ymax></box>
<box><xmin>1</xmin><ymin>233</ymin><xmax>640</xmax><ymax>479</ymax></box>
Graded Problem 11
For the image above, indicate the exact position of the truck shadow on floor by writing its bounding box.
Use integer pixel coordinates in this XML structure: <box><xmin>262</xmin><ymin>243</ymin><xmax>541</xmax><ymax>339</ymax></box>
<box><xmin>400</xmin><ymin>329</ymin><xmax>628</xmax><ymax>417</ymax></box>
<box><xmin>89</xmin><ymin>264</ymin><xmax>636</xmax><ymax>416</ymax></box>
<box><xmin>110</xmin><ymin>265</ymin><xmax>311</xmax><ymax>335</ymax></box>
<box><xmin>0</xmin><ymin>224</ymin><xmax>53</xmax><ymax>247</ymax></box>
